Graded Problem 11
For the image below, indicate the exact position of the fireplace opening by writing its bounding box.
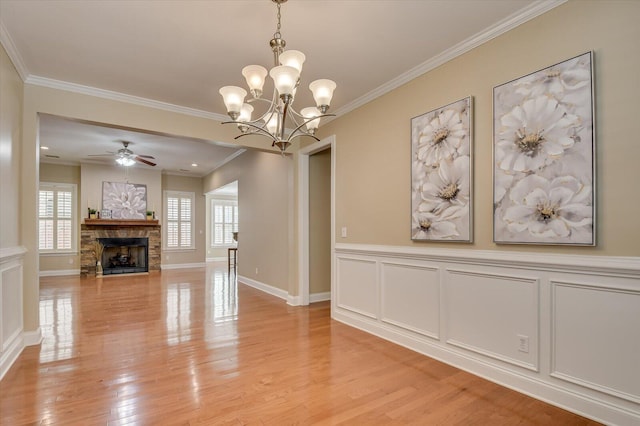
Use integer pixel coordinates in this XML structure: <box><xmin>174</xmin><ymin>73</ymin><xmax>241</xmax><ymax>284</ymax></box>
<box><xmin>98</xmin><ymin>237</ymin><xmax>149</xmax><ymax>275</ymax></box>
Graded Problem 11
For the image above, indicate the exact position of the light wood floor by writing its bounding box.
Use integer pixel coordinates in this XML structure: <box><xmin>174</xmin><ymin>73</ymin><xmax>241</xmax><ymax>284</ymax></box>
<box><xmin>1</xmin><ymin>263</ymin><xmax>599</xmax><ymax>425</ymax></box>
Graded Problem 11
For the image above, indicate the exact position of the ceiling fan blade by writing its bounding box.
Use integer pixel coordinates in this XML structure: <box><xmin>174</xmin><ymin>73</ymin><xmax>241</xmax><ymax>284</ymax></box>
<box><xmin>135</xmin><ymin>156</ymin><xmax>156</xmax><ymax>166</ymax></box>
<box><xmin>136</xmin><ymin>154</ymin><xmax>155</xmax><ymax>159</ymax></box>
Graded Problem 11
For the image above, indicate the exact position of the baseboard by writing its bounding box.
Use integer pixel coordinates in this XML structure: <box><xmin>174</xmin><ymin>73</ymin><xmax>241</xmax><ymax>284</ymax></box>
<box><xmin>160</xmin><ymin>262</ymin><xmax>206</xmax><ymax>270</ymax></box>
<box><xmin>310</xmin><ymin>291</ymin><xmax>331</xmax><ymax>303</ymax></box>
<box><xmin>39</xmin><ymin>269</ymin><xmax>80</xmax><ymax>277</ymax></box>
<box><xmin>0</xmin><ymin>330</ymin><xmax>23</xmax><ymax>381</ymax></box>
<box><xmin>206</xmin><ymin>257</ymin><xmax>226</xmax><ymax>262</ymax></box>
<box><xmin>23</xmin><ymin>327</ymin><xmax>43</xmax><ymax>346</ymax></box>
<box><xmin>237</xmin><ymin>275</ymin><xmax>289</xmax><ymax>302</ymax></box>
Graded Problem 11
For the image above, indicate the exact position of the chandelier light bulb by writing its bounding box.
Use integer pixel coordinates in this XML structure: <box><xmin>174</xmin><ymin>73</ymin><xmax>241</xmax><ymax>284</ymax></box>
<box><xmin>309</xmin><ymin>79</ymin><xmax>337</xmax><ymax>112</ymax></box>
<box><xmin>301</xmin><ymin>107</ymin><xmax>321</xmax><ymax>133</ymax></box>
<box><xmin>238</xmin><ymin>103</ymin><xmax>254</xmax><ymax>122</ymax></box>
<box><xmin>266</xmin><ymin>113</ymin><xmax>280</xmax><ymax>135</ymax></box>
<box><xmin>219</xmin><ymin>86</ymin><xmax>247</xmax><ymax>119</ymax></box>
<box><xmin>279</xmin><ymin>50</ymin><xmax>306</xmax><ymax>74</ymax></box>
<box><xmin>242</xmin><ymin>65</ymin><xmax>268</xmax><ymax>98</ymax></box>
<box><xmin>269</xmin><ymin>65</ymin><xmax>299</xmax><ymax>97</ymax></box>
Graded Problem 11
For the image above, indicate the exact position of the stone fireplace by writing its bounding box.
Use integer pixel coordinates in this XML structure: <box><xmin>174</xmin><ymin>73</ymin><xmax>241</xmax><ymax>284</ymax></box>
<box><xmin>81</xmin><ymin>219</ymin><xmax>161</xmax><ymax>276</ymax></box>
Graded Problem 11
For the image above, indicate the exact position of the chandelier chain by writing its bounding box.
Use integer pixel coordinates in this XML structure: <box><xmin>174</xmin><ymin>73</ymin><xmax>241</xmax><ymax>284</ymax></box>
<box><xmin>274</xmin><ymin>2</ymin><xmax>282</xmax><ymax>40</ymax></box>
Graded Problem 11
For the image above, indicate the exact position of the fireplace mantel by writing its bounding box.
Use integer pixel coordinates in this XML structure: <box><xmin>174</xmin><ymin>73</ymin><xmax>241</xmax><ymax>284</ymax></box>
<box><xmin>84</xmin><ymin>219</ymin><xmax>159</xmax><ymax>226</ymax></box>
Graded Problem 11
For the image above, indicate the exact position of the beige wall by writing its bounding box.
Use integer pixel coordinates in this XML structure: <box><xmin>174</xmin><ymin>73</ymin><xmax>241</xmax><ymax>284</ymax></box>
<box><xmin>317</xmin><ymin>0</ymin><xmax>640</xmax><ymax>257</ymax></box>
<box><xmin>0</xmin><ymin>44</ymin><xmax>23</xmax><ymax>249</ymax></box>
<box><xmin>203</xmin><ymin>150</ymin><xmax>291</xmax><ymax>291</ymax></box>
<box><xmin>39</xmin><ymin>163</ymin><xmax>81</xmax><ymax>272</ymax></box>
<box><xmin>308</xmin><ymin>148</ymin><xmax>331</xmax><ymax>294</ymax></box>
<box><xmin>162</xmin><ymin>174</ymin><xmax>206</xmax><ymax>265</ymax></box>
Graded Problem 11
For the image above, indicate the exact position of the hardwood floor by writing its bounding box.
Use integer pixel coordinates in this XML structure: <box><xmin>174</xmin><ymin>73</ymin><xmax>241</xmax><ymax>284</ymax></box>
<box><xmin>1</xmin><ymin>263</ymin><xmax>599</xmax><ymax>425</ymax></box>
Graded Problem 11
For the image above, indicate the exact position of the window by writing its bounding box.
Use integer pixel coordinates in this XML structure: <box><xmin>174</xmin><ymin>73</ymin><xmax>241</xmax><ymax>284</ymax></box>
<box><xmin>164</xmin><ymin>191</ymin><xmax>195</xmax><ymax>250</ymax></box>
<box><xmin>39</xmin><ymin>183</ymin><xmax>77</xmax><ymax>253</ymax></box>
<box><xmin>211</xmin><ymin>199</ymin><xmax>238</xmax><ymax>247</ymax></box>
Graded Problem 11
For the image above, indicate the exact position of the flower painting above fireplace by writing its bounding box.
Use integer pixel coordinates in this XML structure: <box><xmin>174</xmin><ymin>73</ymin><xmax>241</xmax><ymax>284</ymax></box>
<box><xmin>102</xmin><ymin>181</ymin><xmax>147</xmax><ymax>219</ymax></box>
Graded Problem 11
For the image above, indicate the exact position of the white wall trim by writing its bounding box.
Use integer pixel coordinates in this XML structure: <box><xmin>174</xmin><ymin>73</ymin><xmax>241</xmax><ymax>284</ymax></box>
<box><xmin>310</xmin><ymin>292</ymin><xmax>331</xmax><ymax>303</ymax></box>
<box><xmin>237</xmin><ymin>275</ymin><xmax>289</xmax><ymax>302</ymax></box>
<box><xmin>25</xmin><ymin>75</ymin><xmax>228</xmax><ymax>121</ymax></box>
<box><xmin>0</xmin><ymin>332</ymin><xmax>23</xmax><ymax>381</ymax></box>
<box><xmin>0</xmin><ymin>21</ymin><xmax>29</xmax><ymax>81</ymax></box>
<box><xmin>331</xmin><ymin>0</ymin><xmax>567</xmax><ymax>118</ymax></box>
<box><xmin>22</xmin><ymin>328</ymin><xmax>42</xmax><ymax>346</ymax></box>
<box><xmin>39</xmin><ymin>269</ymin><xmax>80</xmax><ymax>277</ymax></box>
<box><xmin>206</xmin><ymin>257</ymin><xmax>227</xmax><ymax>262</ymax></box>
<box><xmin>333</xmin><ymin>244</ymin><xmax>640</xmax><ymax>425</ymax></box>
<box><xmin>160</xmin><ymin>262</ymin><xmax>206</xmax><ymax>270</ymax></box>
<box><xmin>335</xmin><ymin>243</ymin><xmax>640</xmax><ymax>277</ymax></box>
<box><xmin>298</xmin><ymin>135</ymin><xmax>336</xmax><ymax>306</ymax></box>
<box><xmin>0</xmin><ymin>246</ymin><xmax>28</xmax><ymax>262</ymax></box>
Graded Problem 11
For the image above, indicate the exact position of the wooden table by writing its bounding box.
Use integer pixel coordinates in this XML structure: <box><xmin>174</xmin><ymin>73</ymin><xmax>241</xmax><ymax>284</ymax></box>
<box><xmin>228</xmin><ymin>247</ymin><xmax>237</xmax><ymax>274</ymax></box>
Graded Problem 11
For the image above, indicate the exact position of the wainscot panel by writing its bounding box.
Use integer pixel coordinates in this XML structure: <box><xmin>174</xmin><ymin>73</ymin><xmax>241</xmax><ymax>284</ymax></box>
<box><xmin>380</xmin><ymin>261</ymin><xmax>439</xmax><ymax>339</ymax></box>
<box><xmin>445</xmin><ymin>269</ymin><xmax>539</xmax><ymax>371</ymax></box>
<box><xmin>333</xmin><ymin>243</ymin><xmax>640</xmax><ymax>426</ymax></box>
<box><xmin>0</xmin><ymin>246</ymin><xmax>26</xmax><ymax>381</ymax></box>
<box><xmin>551</xmin><ymin>280</ymin><xmax>640</xmax><ymax>404</ymax></box>
<box><xmin>336</xmin><ymin>256</ymin><xmax>377</xmax><ymax>319</ymax></box>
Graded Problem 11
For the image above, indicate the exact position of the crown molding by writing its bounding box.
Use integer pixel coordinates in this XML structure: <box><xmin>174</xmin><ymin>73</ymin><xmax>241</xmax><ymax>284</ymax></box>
<box><xmin>332</xmin><ymin>0</ymin><xmax>568</xmax><ymax>118</ymax></box>
<box><xmin>24</xmin><ymin>74</ymin><xmax>229</xmax><ymax>122</ymax></box>
<box><xmin>0</xmin><ymin>20</ymin><xmax>29</xmax><ymax>81</ymax></box>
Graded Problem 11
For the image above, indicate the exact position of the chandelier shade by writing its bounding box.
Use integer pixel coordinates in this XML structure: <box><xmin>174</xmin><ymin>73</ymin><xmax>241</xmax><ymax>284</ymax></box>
<box><xmin>219</xmin><ymin>0</ymin><xmax>336</xmax><ymax>153</ymax></box>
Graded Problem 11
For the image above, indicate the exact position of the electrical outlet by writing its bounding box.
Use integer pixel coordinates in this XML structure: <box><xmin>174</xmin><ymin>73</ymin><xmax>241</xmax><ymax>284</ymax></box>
<box><xmin>341</xmin><ymin>227</ymin><xmax>347</xmax><ymax>238</ymax></box>
<box><xmin>517</xmin><ymin>334</ymin><xmax>529</xmax><ymax>353</ymax></box>
<box><xmin>255</xmin><ymin>267</ymin><xmax>259</xmax><ymax>275</ymax></box>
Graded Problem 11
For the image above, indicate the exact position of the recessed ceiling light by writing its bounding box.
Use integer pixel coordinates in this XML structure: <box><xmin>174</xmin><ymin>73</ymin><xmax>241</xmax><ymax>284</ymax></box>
<box><xmin>191</xmin><ymin>163</ymin><xmax>198</xmax><ymax>167</ymax></box>
<box><xmin>40</xmin><ymin>146</ymin><xmax>49</xmax><ymax>150</ymax></box>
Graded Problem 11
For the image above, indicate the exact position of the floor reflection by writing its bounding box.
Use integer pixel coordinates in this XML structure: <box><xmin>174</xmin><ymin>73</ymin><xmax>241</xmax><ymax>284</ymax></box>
<box><xmin>166</xmin><ymin>282</ymin><xmax>192</xmax><ymax>346</ymax></box>
<box><xmin>39</xmin><ymin>290</ymin><xmax>75</xmax><ymax>363</ymax></box>
<box><xmin>209</xmin><ymin>267</ymin><xmax>238</xmax><ymax>323</ymax></box>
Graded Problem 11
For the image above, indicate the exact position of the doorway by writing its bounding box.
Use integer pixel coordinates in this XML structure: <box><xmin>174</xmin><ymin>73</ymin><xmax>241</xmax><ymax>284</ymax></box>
<box><xmin>298</xmin><ymin>135</ymin><xmax>335</xmax><ymax>306</ymax></box>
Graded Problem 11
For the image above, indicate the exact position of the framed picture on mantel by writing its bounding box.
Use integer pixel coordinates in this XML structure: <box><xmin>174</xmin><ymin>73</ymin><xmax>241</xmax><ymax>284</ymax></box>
<box><xmin>102</xmin><ymin>181</ymin><xmax>147</xmax><ymax>219</ymax></box>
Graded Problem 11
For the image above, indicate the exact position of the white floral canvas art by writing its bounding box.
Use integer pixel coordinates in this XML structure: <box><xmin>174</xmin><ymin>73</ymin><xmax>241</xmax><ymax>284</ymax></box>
<box><xmin>411</xmin><ymin>97</ymin><xmax>472</xmax><ymax>242</ymax></box>
<box><xmin>102</xmin><ymin>181</ymin><xmax>147</xmax><ymax>219</ymax></box>
<box><xmin>493</xmin><ymin>52</ymin><xmax>594</xmax><ymax>245</ymax></box>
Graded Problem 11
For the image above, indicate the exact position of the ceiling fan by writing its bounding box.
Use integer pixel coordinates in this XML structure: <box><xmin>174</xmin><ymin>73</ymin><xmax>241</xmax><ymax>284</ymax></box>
<box><xmin>88</xmin><ymin>141</ymin><xmax>156</xmax><ymax>167</ymax></box>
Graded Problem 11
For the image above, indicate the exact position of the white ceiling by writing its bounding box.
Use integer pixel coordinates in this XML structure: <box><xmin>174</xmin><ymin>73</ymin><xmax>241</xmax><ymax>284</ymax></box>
<box><xmin>0</xmin><ymin>0</ymin><xmax>560</xmax><ymax>176</ymax></box>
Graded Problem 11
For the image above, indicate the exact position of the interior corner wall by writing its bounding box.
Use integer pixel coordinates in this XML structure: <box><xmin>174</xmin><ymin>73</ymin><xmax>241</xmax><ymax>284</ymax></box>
<box><xmin>39</xmin><ymin>163</ymin><xmax>81</xmax><ymax>273</ymax></box>
<box><xmin>319</xmin><ymin>0</ymin><xmax>640</xmax><ymax>257</ymax></box>
<box><xmin>161</xmin><ymin>174</ymin><xmax>206</xmax><ymax>266</ymax></box>
<box><xmin>203</xmin><ymin>150</ymin><xmax>291</xmax><ymax>293</ymax></box>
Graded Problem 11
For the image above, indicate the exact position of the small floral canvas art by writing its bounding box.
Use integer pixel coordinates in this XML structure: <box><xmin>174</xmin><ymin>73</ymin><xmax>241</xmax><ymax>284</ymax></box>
<box><xmin>493</xmin><ymin>52</ymin><xmax>594</xmax><ymax>245</ymax></box>
<box><xmin>411</xmin><ymin>97</ymin><xmax>472</xmax><ymax>242</ymax></box>
<box><xmin>102</xmin><ymin>181</ymin><xmax>147</xmax><ymax>219</ymax></box>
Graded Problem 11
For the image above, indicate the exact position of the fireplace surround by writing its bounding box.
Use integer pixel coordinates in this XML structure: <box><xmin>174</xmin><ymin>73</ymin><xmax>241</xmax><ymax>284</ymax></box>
<box><xmin>81</xmin><ymin>219</ymin><xmax>160</xmax><ymax>276</ymax></box>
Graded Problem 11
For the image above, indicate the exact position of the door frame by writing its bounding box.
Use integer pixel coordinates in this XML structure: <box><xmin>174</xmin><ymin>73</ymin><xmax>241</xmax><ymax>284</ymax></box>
<box><xmin>297</xmin><ymin>135</ymin><xmax>336</xmax><ymax>306</ymax></box>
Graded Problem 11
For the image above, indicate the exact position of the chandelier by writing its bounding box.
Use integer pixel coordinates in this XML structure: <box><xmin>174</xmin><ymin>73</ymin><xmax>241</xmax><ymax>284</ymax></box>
<box><xmin>219</xmin><ymin>0</ymin><xmax>336</xmax><ymax>153</ymax></box>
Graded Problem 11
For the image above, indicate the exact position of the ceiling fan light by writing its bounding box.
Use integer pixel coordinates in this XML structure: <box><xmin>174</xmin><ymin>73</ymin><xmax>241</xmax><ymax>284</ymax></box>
<box><xmin>219</xmin><ymin>86</ymin><xmax>247</xmax><ymax>118</ymax></box>
<box><xmin>279</xmin><ymin>50</ymin><xmax>306</xmax><ymax>74</ymax></box>
<box><xmin>309</xmin><ymin>79</ymin><xmax>336</xmax><ymax>111</ymax></box>
<box><xmin>116</xmin><ymin>156</ymin><xmax>135</xmax><ymax>167</ymax></box>
<box><xmin>269</xmin><ymin>66</ymin><xmax>299</xmax><ymax>97</ymax></box>
<box><xmin>242</xmin><ymin>65</ymin><xmax>268</xmax><ymax>98</ymax></box>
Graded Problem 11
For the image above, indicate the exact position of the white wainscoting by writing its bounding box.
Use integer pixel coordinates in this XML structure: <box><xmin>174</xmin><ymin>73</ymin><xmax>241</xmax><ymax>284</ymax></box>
<box><xmin>333</xmin><ymin>243</ymin><xmax>640</xmax><ymax>426</ymax></box>
<box><xmin>0</xmin><ymin>246</ymin><xmax>26</xmax><ymax>381</ymax></box>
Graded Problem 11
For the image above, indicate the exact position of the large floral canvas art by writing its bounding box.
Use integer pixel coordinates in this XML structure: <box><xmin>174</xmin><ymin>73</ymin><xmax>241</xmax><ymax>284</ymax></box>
<box><xmin>102</xmin><ymin>181</ymin><xmax>147</xmax><ymax>219</ymax></box>
<box><xmin>411</xmin><ymin>97</ymin><xmax>472</xmax><ymax>242</ymax></box>
<box><xmin>493</xmin><ymin>52</ymin><xmax>594</xmax><ymax>245</ymax></box>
